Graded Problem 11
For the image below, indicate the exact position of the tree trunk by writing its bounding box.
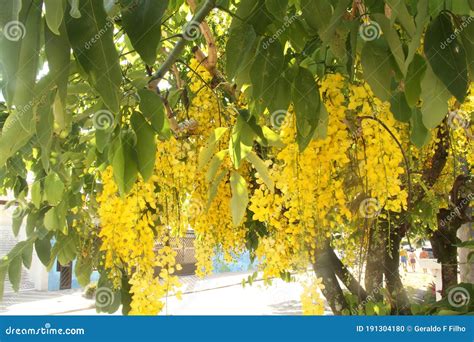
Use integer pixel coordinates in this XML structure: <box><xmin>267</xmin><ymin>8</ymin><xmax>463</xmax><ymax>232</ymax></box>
<box><xmin>382</xmin><ymin>221</ymin><xmax>411</xmax><ymax>314</ymax></box>
<box><xmin>458</xmin><ymin>224</ymin><xmax>474</xmax><ymax>283</ymax></box>
<box><xmin>365</xmin><ymin>224</ymin><xmax>384</xmax><ymax>301</ymax></box>
<box><xmin>327</xmin><ymin>246</ymin><xmax>368</xmax><ymax>302</ymax></box>
<box><xmin>430</xmin><ymin>209</ymin><xmax>459</xmax><ymax>294</ymax></box>
<box><xmin>312</xmin><ymin>243</ymin><xmax>349</xmax><ymax>315</ymax></box>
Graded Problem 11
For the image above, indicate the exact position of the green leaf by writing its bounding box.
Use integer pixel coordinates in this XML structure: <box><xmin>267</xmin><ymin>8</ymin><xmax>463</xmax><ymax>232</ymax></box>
<box><xmin>1</xmin><ymin>0</ymin><xmax>42</xmax><ymax>108</ymax></box>
<box><xmin>12</xmin><ymin>209</ymin><xmax>25</xmax><ymax>237</ymax></box>
<box><xmin>45</xmin><ymin>19</ymin><xmax>70</xmax><ymax>133</ymax></box>
<box><xmin>75</xmin><ymin>256</ymin><xmax>92</xmax><ymax>287</ymax></box>
<box><xmin>207</xmin><ymin>169</ymin><xmax>227</xmax><ymax>209</ymax></box>
<box><xmin>0</xmin><ymin>259</ymin><xmax>8</xmax><ymax>301</ymax></box>
<box><xmin>292</xmin><ymin>66</ymin><xmax>321</xmax><ymax>151</ymax></box>
<box><xmin>268</xmin><ymin>74</ymin><xmax>292</xmax><ymax>116</ymax></box>
<box><xmin>22</xmin><ymin>242</ymin><xmax>33</xmax><ymax>269</ymax></box>
<box><xmin>229</xmin><ymin>115</ymin><xmax>255</xmax><ymax>168</ymax></box>
<box><xmin>199</xmin><ymin>127</ymin><xmax>228</xmax><ymax>169</ymax></box>
<box><xmin>373</xmin><ymin>13</ymin><xmax>406</xmax><ymax>75</ymax></box>
<box><xmin>420</xmin><ymin>64</ymin><xmax>451</xmax><ymax>129</ymax></box>
<box><xmin>8</xmin><ymin>255</ymin><xmax>22</xmax><ymax>292</ymax></box>
<box><xmin>130</xmin><ymin>112</ymin><xmax>156</xmax><ymax>181</ymax></box>
<box><xmin>44</xmin><ymin>207</ymin><xmax>63</xmax><ymax>231</ymax></box>
<box><xmin>137</xmin><ymin>89</ymin><xmax>168</xmax><ymax>134</ymax></box>
<box><xmin>265</xmin><ymin>0</ymin><xmax>288</xmax><ymax>19</ymax></box>
<box><xmin>65</xmin><ymin>0</ymin><xmax>121</xmax><ymax>112</ymax></box>
<box><xmin>361</xmin><ymin>38</ymin><xmax>393</xmax><ymax>101</ymax></box>
<box><xmin>230</xmin><ymin>171</ymin><xmax>249</xmax><ymax>226</ymax></box>
<box><xmin>405</xmin><ymin>54</ymin><xmax>427</xmax><ymax>107</ymax></box>
<box><xmin>301</xmin><ymin>0</ymin><xmax>332</xmax><ymax>35</ymax></box>
<box><xmin>44</xmin><ymin>173</ymin><xmax>65</xmax><ymax>206</ymax></box>
<box><xmin>206</xmin><ymin>150</ymin><xmax>228</xmax><ymax>183</ymax></box>
<box><xmin>111</xmin><ymin>132</ymin><xmax>138</xmax><ymax>195</ymax></box>
<box><xmin>120</xmin><ymin>0</ymin><xmax>168</xmax><ymax>65</ymax></box>
<box><xmin>226</xmin><ymin>22</ymin><xmax>257</xmax><ymax>81</ymax></box>
<box><xmin>410</xmin><ymin>108</ymin><xmax>431</xmax><ymax>148</ymax></box>
<box><xmin>246</xmin><ymin>151</ymin><xmax>274</xmax><ymax>192</ymax></box>
<box><xmin>424</xmin><ymin>12</ymin><xmax>468</xmax><ymax>102</ymax></box>
<box><xmin>405</xmin><ymin>0</ymin><xmax>429</xmax><ymax>69</ymax></box>
<box><xmin>391</xmin><ymin>92</ymin><xmax>412</xmax><ymax>123</ymax></box>
<box><xmin>385</xmin><ymin>0</ymin><xmax>417</xmax><ymax>38</ymax></box>
<box><xmin>44</xmin><ymin>0</ymin><xmax>66</xmax><ymax>35</ymax></box>
<box><xmin>250</xmin><ymin>38</ymin><xmax>284</xmax><ymax>108</ymax></box>
<box><xmin>35</xmin><ymin>237</ymin><xmax>52</xmax><ymax>266</ymax></box>
<box><xmin>36</xmin><ymin>94</ymin><xmax>55</xmax><ymax>170</ymax></box>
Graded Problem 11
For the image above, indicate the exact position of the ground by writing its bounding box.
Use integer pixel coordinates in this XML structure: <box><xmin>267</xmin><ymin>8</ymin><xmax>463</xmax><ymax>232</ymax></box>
<box><xmin>1</xmin><ymin>266</ymin><xmax>434</xmax><ymax>315</ymax></box>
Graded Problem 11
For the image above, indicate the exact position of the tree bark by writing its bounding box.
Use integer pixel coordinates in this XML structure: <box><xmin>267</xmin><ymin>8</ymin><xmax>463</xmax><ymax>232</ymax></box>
<box><xmin>382</xmin><ymin>221</ymin><xmax>411</xmax><ymax>315</ymax></box>
<box><xmin>327</xmin><ymin>246</ymin><xmax>368</xmax><ymax>302</ymax></box>
<box><xmin>365</xmin><ymin>224</ymin><xmax>384</xmax><ymax>301</ymax></box>
<box><xmin>312</xmin><ymin>243</ymin><xmax>350</xmax><ymax>315</ymax></box>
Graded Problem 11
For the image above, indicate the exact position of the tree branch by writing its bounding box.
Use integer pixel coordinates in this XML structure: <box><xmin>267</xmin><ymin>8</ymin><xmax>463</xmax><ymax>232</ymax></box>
<box><xmin>148</xmin><ymin>0</ymin><xmax>216</xmax><ymax>90</ymax></box>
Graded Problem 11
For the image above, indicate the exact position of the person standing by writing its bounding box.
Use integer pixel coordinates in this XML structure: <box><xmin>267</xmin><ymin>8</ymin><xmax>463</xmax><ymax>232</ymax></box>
<box><xmin>400</xmin><ymin>248</ymin><xmax>408</xmax><ymax>272</ymax></box>
<box><xmin>409</xmin><ymin>251</ymin><xmax>417</xmax><ymax>272</ymax></box>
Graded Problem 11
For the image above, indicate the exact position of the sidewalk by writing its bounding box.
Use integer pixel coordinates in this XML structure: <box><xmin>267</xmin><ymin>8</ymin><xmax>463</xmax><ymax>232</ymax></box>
<box><xmin>0</xmin><ymin>271</ymin><xmax>332</xmax><ymax>315</ymax></box>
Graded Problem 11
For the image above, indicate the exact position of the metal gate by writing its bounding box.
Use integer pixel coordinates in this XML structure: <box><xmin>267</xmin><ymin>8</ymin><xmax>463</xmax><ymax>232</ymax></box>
<box><xmin>58</xmin><ymin>262</ymin><xmax>72</xmax><ymax>290</ymax></box>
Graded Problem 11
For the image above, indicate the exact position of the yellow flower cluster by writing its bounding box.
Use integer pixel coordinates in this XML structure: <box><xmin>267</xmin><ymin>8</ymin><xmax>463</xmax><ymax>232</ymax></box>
<box><xmin>185</xmin><ymin>59</ymin><xmax>247</xmax><ymax>276</ymax></box>
<box><xmin>300</xmin><ymin>277</ymin><xmax>326</xmax><ymax>315</ymax></box>
<box><xmin>97</xmin><ymin>137</ymin><xmax>193</xmax><ymax>314</ymax></box>
<box><xmin>349</xmin><ymin>83</ymin><xmax>408</xmax><ymax>213</ymax></box>
<box><xmin>250</xmin><ymin>74</ymin><xmax>353</xmax><ymax>278</ymax></box>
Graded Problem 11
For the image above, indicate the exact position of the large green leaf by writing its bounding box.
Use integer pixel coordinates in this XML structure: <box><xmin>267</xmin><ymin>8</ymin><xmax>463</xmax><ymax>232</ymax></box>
<box><xmin>300</xmin><ymin>0</ymin><xmax>332</xmax><ymax>35</ymax></box>
<box><xmin>120</xmin><ymin>0</ymin><xmax>168</xmax><ymax>65</ymax></box>
<box><xmin>44</xmin><ymin>0</ymin><xmax>65</xmax><ymax>35</ymax></box>
<box><xmin>460</xmin><ymin>16</ymin><xmax>474</xmax><ymax>80</ymax></box>
<box><xmin>229</xmin><ymin>113</ymin><xmax>255</xmax><ymax>168</ymax></box>
<box><xmin>35</xmin><ymin>237</ymin><xmax>52</xmax><ymax>266</ymax></box>
<box><xmin>111</xmin><ymin>131</ymin><xmax>138</xmax><ymax>195</ymax></box>
<box><xmin>411</xmin><ymin>108</ymin><xmax>431</xmax><ymax>148</ymax></box>
<box><xmin>373</xmin><ymin>13</ymin><xmax>406</xmax><ymax>75</ymax></box>
<box><xmin>250</xmin><ymin>38</ymin><xmax>284</xmax><ymax>108</ymax></box>
<box><xmin>45</xmin><ymin>17</ymin><xmax>70</xmax><ymax>132</ymax></box>
<box><xmin>75</xmin><ymin>256</ymin><xmax>92</xmax><ymax>287</ymax></box>
<box><xmin>65</xmin><ymin>0</ymin><xmax>121</xmax><ymax>112</ymax></box>
<box><xmin>361</xmin><ymin>38</ymin><xmax>394</xmax><ymax>101</ymax></box>
<box><xmin>8</xmin><ymin>254</ymin><xmax>22</xmax><ymax>292</ymax></box>
<box><xmin>265</xmin><ymin>0</ymin><xmax>288</xmax><ymax>19</ymax></box>
<box><xmin>391</xmin><ymin>91</ymin><xmax>412</xmax><ymax>123</ymax></box>
<box><xmin>230</xmin><ymin>171</ymin><xmax>249</xmax><ymax>226</ymax></box>
<box><xmin>424</xmin><ymin>12</ymin><xmax>468</xmax><ymax>102</ymax></box>
<box><xmin>137</xmin><ymin>89</ymin><xmax>168</xmax><ymax>135</ymax></box>
<box><xmin>0</xmin><ymin>0</ymin><xmax>42</xmax><ymax>108</ymax></box>
<box><xmin>404</xmin><ymin>54</ymin><xmax>427</xmax><ymax>108</ymax></box>
<box><xmin>0</xmin><ymin>259</ymin><xmax>8</xmax><ymax>301</ymax></box>
<box><xmin>246</xmin><ymin>151</ymin><xmax>274</xmax><ymax>192</ymax></box>
<box><xmin>130</xmin><ymin>112</ymin><xmax>156</xmax><ymax>181</ymax></box>
<box><xmin>385</xmin><ymin>0</ymin><xmax>416</xmax><ymax>38</ymax></box>
<box><xmin>21</xmin><ymin>241</ymin><xmax>33</xmax><ymax>269</ymax></box>
<box><xmin>292</xmin><ymin>66</ymin><xmax>321</xmax><ymax>151</ymax></box>
<box><xmin>420</xmin><ymin>64</ymin><xmax>451</xmax><ymax>129</ymax></box>
<box><xmin>44</xmin><ymin>173</ymin><xmax>65</xmax><ymax>206</ymax></box>
<box><xmin>226</xmin><ymin>22</ymin><xmax>257</xmax><ymax>80</ymax></box>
